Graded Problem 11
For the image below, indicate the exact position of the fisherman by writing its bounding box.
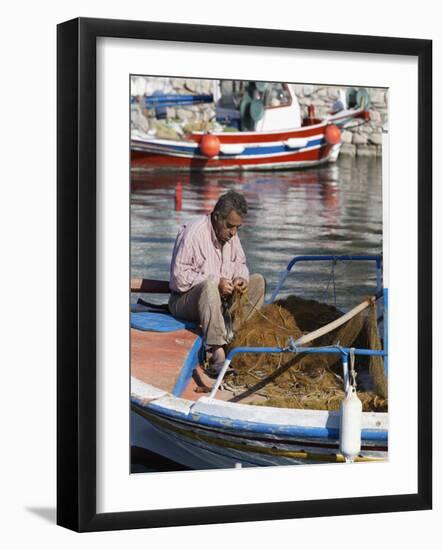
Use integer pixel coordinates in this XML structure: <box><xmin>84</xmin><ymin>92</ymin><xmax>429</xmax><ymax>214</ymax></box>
<box><xmin>169</xmin><ymin>190</ymin><xmax>265</xmax><ymax>377</ymax></box>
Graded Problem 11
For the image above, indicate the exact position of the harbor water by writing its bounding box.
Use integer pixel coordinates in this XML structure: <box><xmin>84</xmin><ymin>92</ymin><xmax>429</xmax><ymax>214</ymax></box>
<box><xmin>130</xmin><ymin>155</ymin><xmax>383</xmax><ymax>472</ymax></box>
<box><xmin>131</xmin><ymin>156</ymin><xmax>383</xmax><ymax>310</ymax></box>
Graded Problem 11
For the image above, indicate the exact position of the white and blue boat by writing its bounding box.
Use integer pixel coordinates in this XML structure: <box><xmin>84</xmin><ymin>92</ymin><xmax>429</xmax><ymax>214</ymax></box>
<box><xmin>130</xmin><ymin>255</ymin><xmax>388</xmax><ymax>470</ymax></box>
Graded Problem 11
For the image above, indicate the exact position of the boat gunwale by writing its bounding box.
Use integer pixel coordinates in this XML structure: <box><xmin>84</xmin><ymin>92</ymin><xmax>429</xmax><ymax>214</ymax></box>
<box><xmin>131</xmin><ymin>131</ymin><xmax>326</xmax><ymax>149</ymax></box>
<box><xmin>131</xmin><ymin>378</ymin><xmax>388</xmax><ymax>442</ymax></box>
<box><xmin>131</xmin><ymin>106</ymin><xmax>365</xmax><ymax>145</ymax></box>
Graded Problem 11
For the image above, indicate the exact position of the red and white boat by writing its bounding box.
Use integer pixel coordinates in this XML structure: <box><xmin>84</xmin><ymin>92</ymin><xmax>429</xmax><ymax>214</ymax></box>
<box><xmin>131</xmin><ymin>82</ymin><xmax>370</xmax><ymax>172</ymax></box>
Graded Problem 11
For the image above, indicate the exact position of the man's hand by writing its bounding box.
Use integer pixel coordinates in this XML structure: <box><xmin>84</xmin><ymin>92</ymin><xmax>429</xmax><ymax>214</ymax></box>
<box><xmin>233</xmin><ymin>277</ymin><xmax>248</xmax><ymax>294</ymax></box>
<box><xmin>219</xmin><ymin>277</ymin><xmax>234</xmax><ymax>296</ymax></box>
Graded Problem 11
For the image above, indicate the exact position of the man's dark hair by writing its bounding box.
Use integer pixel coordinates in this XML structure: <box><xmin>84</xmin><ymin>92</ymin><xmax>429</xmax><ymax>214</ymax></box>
<box><xmin>213</xmin><ymin>191</ymin><xmax>248</xmax><ymax>220</ymax></box>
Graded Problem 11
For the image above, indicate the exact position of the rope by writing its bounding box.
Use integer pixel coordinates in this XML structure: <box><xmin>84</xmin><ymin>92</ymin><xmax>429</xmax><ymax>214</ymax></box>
<box><xmin>321</xmin><ymin>259</ymin><xmax>338</xmax><ymax>306</ymax></box>
<box><xmin>349</xmin><ymin>347</ymin><xmax>357</xmax><ymax>389</ymax></box>
<box><xmin>341</xmin><ymin>120</ymin><xmax>371</xmax><ymax>131</ymax></box>
<box><xmin>320</xmin><ymin>257</ymin><xmax>366</xmax><ymax>312</ymax></box>
<box><xmin>221</xmin><ymin>297</ymin><xmax>235</xmax><ymax>344</ymax></box>
<box><xmin>244</xmin><ymin>294</ymin><xmax>290</xmax><ymax>332</ymax></box>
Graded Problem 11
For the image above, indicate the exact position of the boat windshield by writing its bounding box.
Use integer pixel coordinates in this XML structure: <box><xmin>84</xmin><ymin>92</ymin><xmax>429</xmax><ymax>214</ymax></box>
<box><xmin>217</xmin><ymin>81</ymin><xmax>292</xmax><ymax>110</ymax></box>
<box><xmin>263</xmin><ymin>83</ymin><xmax>292</xmax><ymax>108</ymax></box>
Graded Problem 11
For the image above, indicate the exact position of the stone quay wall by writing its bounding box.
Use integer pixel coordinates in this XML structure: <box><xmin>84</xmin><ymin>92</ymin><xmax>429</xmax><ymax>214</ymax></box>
<box><xmin>131</xmin><ymin>77</ymin><xmax>388</xmax><ymax>157</ymax></box>
<box><xmin>291</xmin><ymin>84</ymin><xmax>388</xmax><ymax>157</ymax></box>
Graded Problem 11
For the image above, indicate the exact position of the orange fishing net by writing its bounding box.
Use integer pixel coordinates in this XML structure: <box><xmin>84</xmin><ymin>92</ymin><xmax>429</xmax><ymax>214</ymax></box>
<box><xmin>227</xmin><ymin>293</ymin><xmax>388</xmax><ymax>412</ymax></box>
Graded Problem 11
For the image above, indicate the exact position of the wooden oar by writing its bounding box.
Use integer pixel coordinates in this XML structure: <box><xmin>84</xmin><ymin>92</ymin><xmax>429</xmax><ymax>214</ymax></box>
<box><xmin>294</xmin><ymin>291</ymin><xmax>382</xmax><ymax>347</ymax></box>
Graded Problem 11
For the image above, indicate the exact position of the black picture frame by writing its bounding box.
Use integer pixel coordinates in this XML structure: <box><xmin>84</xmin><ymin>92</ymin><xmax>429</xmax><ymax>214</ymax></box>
<box><xmin>57</xmin><ymin>17</ymin><xmax>432</xmax><ymax>532</ymax></box>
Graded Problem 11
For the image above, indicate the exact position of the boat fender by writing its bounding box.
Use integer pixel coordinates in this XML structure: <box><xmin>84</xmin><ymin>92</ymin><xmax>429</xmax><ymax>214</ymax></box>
<box><xmin>339</xmin><ymin>386</ymin><xmax>362</xmax><ymax>462</ymax></box>
<box><xmin>200</xmin><ymin>134</ymin><xmax>220</xmax><ymax>158</ymax></box>
<box><xmin>325</xmin><ymin>124</ymin><xmax>341</xmax><ymax>145</ymax></box>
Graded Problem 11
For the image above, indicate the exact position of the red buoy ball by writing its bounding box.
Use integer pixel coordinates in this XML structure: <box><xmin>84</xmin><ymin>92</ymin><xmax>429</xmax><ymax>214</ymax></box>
<box><xmin>324</xmin><ymin>124</ymin><xmax>341</xmax><ymax>145</ymax></box>
<box><xmin>200</xmin><ymin>134</ymin><xmax>220</xmax><ymax>158</ymax></box>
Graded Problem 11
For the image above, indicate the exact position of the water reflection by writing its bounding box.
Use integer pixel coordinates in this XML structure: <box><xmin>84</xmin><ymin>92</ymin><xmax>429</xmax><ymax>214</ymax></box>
<box><xmin>131</xmin><ymin>157</ymin><xmax>383</xmax><ymax>310</ymax></box>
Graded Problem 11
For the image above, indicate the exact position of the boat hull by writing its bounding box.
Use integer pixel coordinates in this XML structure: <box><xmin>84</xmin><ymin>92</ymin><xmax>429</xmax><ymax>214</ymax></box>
<box><xmin>130</xmin><ymin>110</ymin><xmax>363</xmax><ymax>172</ymax></box>
<box><xmin>131</xmin><ymin>143</ymin><xmax>339</xmax><ymax>172</ymax></box>
<box><xmin>132</xmin><ymin>409</ymin><xmax>386</xmax><ymax>470</ymax></box>
<box><xmin>131</xmin><ymin>380</ymin><xmax>388</xmax><ymax>470</ymax></box>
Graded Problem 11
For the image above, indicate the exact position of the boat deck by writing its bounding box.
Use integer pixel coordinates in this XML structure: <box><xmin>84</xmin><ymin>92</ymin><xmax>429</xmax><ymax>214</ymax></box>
<box><xmin>131</xmin><ymin>327</ymin><xmax>237</xmax><ymax>402</ymax></box>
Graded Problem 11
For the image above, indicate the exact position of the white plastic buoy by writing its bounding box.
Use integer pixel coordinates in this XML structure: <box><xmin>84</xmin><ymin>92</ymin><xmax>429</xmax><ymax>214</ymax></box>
<box><xmin>339</xmin><ymin>386</ymin><xmax>362</xmax><ymax>462</ymax></box>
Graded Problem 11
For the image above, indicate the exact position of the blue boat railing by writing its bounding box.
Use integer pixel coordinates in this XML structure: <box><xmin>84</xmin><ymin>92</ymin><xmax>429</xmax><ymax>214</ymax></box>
<box><xmin>142</xmin><ymin>93</ymin><xmax>214</xmax><ymax>109</ymax></box>
<box><xmin>131</xmin><ymin>93</ymin><xmax>214</xmax><ymax>119</ymax></box>
<box><xmin>268</xmin><ymin>254</ymin><xmax>383</xmax><ymax>304</ymax></box>
<box><xmin>265</xmin><ymin>253</ymin><xmax>387</xmax><ymax>377</ymax></box>
<box><xmin>208</xmin><ymin>342</ymin><xmax>387</xmax><ymax>399</ymax></box>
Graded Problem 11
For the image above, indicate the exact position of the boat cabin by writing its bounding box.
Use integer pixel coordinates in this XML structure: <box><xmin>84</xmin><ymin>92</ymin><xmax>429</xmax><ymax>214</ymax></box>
<box><xmin>214</xmin><ymin>80</ymin><xmax>302</xmax><ymax>132</ymax></box>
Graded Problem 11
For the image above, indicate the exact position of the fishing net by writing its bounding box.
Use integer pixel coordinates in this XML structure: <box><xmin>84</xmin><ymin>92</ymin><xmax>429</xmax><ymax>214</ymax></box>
<box><xmin>226</xmin><ymin>292</ymin><xmax>388</xmax><ymax>412</ymax></box>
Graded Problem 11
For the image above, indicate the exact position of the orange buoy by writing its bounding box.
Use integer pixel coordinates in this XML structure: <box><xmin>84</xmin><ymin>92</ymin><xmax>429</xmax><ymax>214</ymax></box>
<box><xmin>324</xmin><ymin>124</ymin><xmax>341</xmax><ymax>145</ymax></box>
<box><xmin>200</xmin><ymin>134</ymin><xmax>220</xmax><ymax>158</ymax></box>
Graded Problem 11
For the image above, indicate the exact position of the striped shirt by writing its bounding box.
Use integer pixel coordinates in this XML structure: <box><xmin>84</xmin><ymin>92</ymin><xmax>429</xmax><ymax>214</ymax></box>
<box><xmin>170</xmin><ymin>214</ymin><xmax>249</xmax><ymax>293</ymax></box>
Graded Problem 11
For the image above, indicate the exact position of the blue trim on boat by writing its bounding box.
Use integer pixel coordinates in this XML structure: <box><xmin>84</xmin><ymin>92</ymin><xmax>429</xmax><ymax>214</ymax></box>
<box><xmin>143</xmin><ymin>93</ymin><xmax>214</xmax><ymax>108</ymax></box>
<box><xmin>286</xmin><ymin>254</ymin><xmax>382</xmax><ymax>271</ymax></box>
<box><xmin>171</xmin><ymin>336</ymin><xmax>203</xmax><ymax>397</ymax></box>
<box><xmin>226</xmin><ymin>345</ymin><xmax>386</xmax><ymax>362</ymax></box>
<box><xmin>269</xmin><ymin>254</ymin><xmax>382</xmax><ymax>303</ymax></box>
<box><xmin>138</xmin><ymin>400</ymin><xmax>387</xmax><ymax>442</ymax></box>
